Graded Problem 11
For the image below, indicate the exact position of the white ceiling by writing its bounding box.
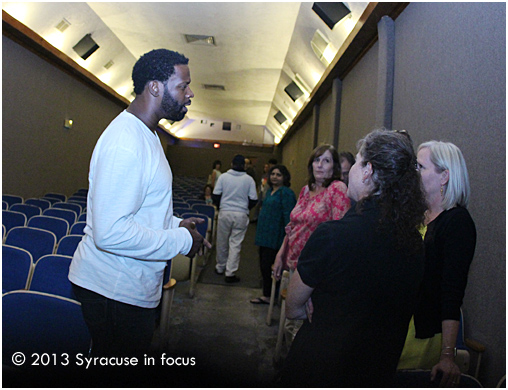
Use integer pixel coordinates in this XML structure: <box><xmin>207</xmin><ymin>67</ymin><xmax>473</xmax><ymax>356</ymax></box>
<box><xmin>3</xmin><ymin>2</ymin><xmax>368</xmax><ymax>145</ymax></box>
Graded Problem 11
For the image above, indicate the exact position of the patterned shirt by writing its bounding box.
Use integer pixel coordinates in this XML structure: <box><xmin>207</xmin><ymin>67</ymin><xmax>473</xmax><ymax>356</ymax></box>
<box><xmin>285</xmin><ymin>180</ymin><xmax>350</xmax><ymax>270</ymax></box>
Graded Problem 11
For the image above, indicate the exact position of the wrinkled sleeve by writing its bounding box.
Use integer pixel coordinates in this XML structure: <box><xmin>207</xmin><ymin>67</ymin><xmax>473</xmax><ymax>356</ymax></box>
<box><xmin>92</xmin><ymin>146</ymin><xmax>192</xmax><ymax>261</ymax></box>
<box><xmin>440</xmin><ymin>210</ymin><xmax>476</xmax><ymax>321</ymax></box>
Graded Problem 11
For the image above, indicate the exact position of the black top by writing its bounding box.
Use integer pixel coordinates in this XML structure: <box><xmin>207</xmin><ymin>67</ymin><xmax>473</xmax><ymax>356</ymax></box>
<box><xmin>280</xmin><ymin>199</ymin><xmax>424</xmax><ymax>387</ymax></box>
<box><xmin>414</xmin><ymin>206</ymin><xmax>476</xmax><ymax>339</ymax></box>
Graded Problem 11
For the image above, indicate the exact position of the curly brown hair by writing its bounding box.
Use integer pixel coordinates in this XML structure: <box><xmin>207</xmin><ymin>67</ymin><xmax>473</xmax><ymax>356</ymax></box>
<box><xmin>356</xmin><ymin>129</ymin><xmax>427</xmax><ymax>251</ymax></box>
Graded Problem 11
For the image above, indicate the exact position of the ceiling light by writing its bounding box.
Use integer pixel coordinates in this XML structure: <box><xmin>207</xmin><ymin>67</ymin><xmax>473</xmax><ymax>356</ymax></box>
<box><xmin>184</xmin><ymin>34</ymin><xmax>216</xmax><ymax>46</ymax></box>
<box><xmin>311</xmin><ymin>29</ymin><xmax>336</xmax><ymax>67</ymax></box>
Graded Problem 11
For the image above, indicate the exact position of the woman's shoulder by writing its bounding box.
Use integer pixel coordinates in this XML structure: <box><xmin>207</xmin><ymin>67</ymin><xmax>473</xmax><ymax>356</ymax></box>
<box><xmin>435</xmin><ymin>206</ymin><xmax>476</xmax><ymax>234</ymax></box>
<box><xmin>326</xmin><ymin>180</ymin><xmax>348</xmax><ymax>194</ymax></box>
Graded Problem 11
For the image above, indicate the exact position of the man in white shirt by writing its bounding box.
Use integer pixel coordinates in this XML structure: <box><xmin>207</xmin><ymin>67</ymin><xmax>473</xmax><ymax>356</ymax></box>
<box><xmin>69</xmin><ymin>49</ymin><xmax>210</xmax><ymax>358</ymax></box>
<box><xmin>213</xmin><ymin>155</ymin><xmax>258</xmax><ymax>283</ymax></box>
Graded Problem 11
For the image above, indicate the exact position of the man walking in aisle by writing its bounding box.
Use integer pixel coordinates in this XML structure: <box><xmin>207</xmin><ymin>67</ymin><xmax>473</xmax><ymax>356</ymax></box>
<box><xmin>69</xmin><ymin>49</ymin><xmax>210</xmax><ymax>359</ymax></box>
<box><xmin>213</xmin><ymin>155</ymin><xmax>258</xmax><ymax>283</ymax></box>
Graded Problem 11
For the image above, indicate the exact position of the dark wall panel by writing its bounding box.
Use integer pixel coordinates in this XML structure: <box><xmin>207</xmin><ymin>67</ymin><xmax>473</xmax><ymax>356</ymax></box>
<box><xmin>338</xmin><ymin>40</ymin><xmax>379</xmax><ymax>153</ymax></box>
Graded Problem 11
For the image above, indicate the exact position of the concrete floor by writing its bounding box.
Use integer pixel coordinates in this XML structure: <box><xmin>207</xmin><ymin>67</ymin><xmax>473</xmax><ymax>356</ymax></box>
<box><xmin>154</xmin><ymin>280</ymin><xmax>283</xmax><ymax>387</ymax></box>
<box><xmin>148</xmin><ymin>221</ymin><xmax>286</xmax><ymax>387</ymax></box>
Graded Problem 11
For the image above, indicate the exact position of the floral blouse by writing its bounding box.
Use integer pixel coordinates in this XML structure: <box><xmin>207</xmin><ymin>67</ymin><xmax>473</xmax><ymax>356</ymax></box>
<box><xmin>284</xmin><ymin>180</ymin><xmax>350</xmax><ymax>270</ymax></box>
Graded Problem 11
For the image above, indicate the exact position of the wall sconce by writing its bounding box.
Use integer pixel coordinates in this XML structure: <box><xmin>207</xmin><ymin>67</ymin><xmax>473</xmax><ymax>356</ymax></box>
<box><xmin>64</xmin><ymin>119</ymin><xmax>73</xmax><ymax>129</ymax></box>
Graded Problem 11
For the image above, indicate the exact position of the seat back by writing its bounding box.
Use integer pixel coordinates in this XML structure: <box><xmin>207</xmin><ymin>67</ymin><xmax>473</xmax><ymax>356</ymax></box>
<box><xmin>10</xmin><ymin>203</ymin><xmax>41</xmax><ymax>221</ymax></box>
<box><xmin>43</xmin><ymin>193</ymin><xmax>66</xmax><ymax>202</ymax></box>
<box><xmin>53</xmin><ymin>202</ymin><xmax>82</xmax><ymax>215</ymax></box>
<box><xmin>29</xmin><ymin>254</ymin><xmax>74</xmax><ymax>299</ymax></box>
<box><xmin>70</xmin><ymin>221</ymin><xmax>86</xmax><ymax>235</ymax></box>
<box><xmin>3</xmin><ymin>201</ymin><xmax>8</xmax><ymax>210</ymax></box>
<box><xmin>2</xmin><ymin>210</ymin><xmax>27</xmax><ymax>233</ymax></box>
<box><xmin>2</xmin><ymin>291</ymin><xmax>91</xmax><ymax>363</ymax></box>
<box><xmin>192</xmin><ymin>204</ymin><xmax>216</xmax><ymax>230</ymax></box>
<box><xmin>173</xmin><ymin>201</ymin><xmax>190</xmax><ymax>209</ymax></box>
<box><xmin>25</xmin><ymin>198</ymin><xmax>51</xmax><ymax>211</ymax></box>
<box><xmin>186</xmin><ymin>199</ymin><xmax>206</xmax><ymax>206</ymax></box>
<box><xmin>174</xmin><ymin>207</ymin><xmax>193</xmax><ymax>216</ymax></box>
<box><xmin>180</xmin><ymin>212</ymin><xmax>209</xmax><ymax>238</ymax></box>
<box><xmin>2</xmin><ymin>194</ymin><xmax>23</xmax><ymax>208</ymax></box>
<box><xmin>27</xmin><ymin>215</ymin><xmax>69</xmax><ymax>242</ymax></box>
<box><xmin>43</xmin><ymin>208</ymin><xmax>77</xmax><ymax>227</ymax></box>
<box><xmin>78</xmin><ymin>213</ymin><xmax>87</xmax><ymax>222</ymax></box>
<box><xmin>5</xmin><ymin>226</ymin><xmax>57</xmax><ymax>263</ymax></box>
<box><xmin>56</xmin><ymin>235</ymin><xmax>83</xmax><ymax>256</ymax></box>
<box><xmin>2</xmin><ymin>245</ymin><xmax>33</xmax><ymax>292</ymax></box>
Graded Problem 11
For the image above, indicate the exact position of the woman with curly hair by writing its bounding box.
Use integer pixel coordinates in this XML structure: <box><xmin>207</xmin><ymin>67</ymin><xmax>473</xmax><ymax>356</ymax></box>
<box><xmin>279</xmin><ymin>129</ymin><xmax>427</xmax><ymax>387</ymax></box>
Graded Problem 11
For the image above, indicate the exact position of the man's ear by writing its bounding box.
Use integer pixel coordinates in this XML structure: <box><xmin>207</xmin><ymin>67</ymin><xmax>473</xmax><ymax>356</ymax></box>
<box><xmin>147</xmin><ymin>80</ymin><xmax>161</xmax><ymax>97</ymax></box>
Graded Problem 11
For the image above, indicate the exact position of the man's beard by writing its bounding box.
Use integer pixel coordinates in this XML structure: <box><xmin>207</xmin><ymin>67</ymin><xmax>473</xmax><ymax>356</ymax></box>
<box><xmin>161</xmin><ymin>87</ymin><xmax>185</xmax><ymax>122</ymax></box>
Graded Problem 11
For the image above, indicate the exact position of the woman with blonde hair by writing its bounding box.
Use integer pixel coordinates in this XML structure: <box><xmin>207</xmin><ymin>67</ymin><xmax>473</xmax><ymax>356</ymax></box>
<box><xmin>398</xmin><ymin>141</ymin><xmax>476</xmax><ymax>387</ymax></box>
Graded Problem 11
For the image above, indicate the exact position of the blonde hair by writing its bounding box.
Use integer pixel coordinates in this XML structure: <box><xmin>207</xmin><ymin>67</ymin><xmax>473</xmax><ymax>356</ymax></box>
<box><xmin>418</xmin><ymin>141</ymin><xmax>470</xmax><ymax>209</ymax></box>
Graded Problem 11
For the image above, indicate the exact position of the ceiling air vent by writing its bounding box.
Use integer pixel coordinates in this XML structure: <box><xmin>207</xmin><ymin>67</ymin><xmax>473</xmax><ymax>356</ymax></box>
<box><xmin>184</xmin><ymin>34</ymin><xmax>216</xmax><ymax>46</ymax></box>
<box><xmin>55</xmin><ymin>18</ymin><xmax>71</xmax><ymax>33</ymax></box>
<box><xmin>203</xmin><ymin>84</ymin><xmax>226</xmax><ymax>91</ymax></box>
<box><xmin>104</xmin><ymin>60</ymin><xmax>114</xmax><ymax>69</ymax></box>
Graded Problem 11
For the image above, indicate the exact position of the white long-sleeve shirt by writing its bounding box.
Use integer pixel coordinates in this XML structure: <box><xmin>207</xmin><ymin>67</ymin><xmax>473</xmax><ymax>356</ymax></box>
<box><xmin>69</xmin><ymin>111</ymin><xmax>192</xmax><ymax>308</ymax></box>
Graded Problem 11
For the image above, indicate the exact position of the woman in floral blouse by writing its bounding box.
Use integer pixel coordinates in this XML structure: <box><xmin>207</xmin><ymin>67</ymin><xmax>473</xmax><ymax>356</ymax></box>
<box><xmin>272</xmin><ymin>144</ymin><xmax>350</xmax><ymax>339</ymax></box>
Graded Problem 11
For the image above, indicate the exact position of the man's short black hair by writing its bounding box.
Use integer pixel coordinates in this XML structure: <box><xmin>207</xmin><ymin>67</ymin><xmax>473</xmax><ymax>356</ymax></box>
<box><xmin>132</xmin><ymin>49</ymin><xmax>189</xmax><ymax>95</ymax></box>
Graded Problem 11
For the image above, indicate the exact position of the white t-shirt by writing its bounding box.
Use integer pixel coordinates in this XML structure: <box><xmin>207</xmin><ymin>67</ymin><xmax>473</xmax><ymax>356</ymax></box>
<box><xmin>69</xmin><ymin>111</ymin><xmax>192</xmax><ymax>308</ymax></box>
<box><xmin>213</xmin><ymin>169</ymin><xmax>257</xmax><ymax>214</ymax></box>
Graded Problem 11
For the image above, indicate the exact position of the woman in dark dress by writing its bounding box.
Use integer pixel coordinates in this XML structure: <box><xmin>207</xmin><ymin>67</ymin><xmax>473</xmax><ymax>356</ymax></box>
<box><xmin>251</xmin><ymin>165</ymin><xmax>296</xmax><ymax>304</ymax></box>
<box><xmin>398</xmin><ymin>141</ymin><xmax>476</xmax><ymax>387</ymax></box>
<box><xmin>280</xmin><ymin>129</ymin><xmax>427</xmax><ymax>387</ymax></box>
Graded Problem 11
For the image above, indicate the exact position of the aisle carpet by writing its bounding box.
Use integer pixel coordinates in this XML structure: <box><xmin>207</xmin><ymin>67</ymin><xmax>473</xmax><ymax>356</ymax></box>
<box><xmin>199</xmin><ymin>222</ymin><xmax>262</xmax><ymax>289</ymax></box>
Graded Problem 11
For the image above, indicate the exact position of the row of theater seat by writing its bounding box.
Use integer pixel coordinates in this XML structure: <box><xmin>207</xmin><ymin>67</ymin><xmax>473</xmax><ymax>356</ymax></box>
<box><xmin>2</xmin><ymin>189</ymin><xmax>88</xmax><ymax>295</ymax></box>
<box><xmin>2</xmin><ymin>190</ymin><xmax>93</xmax><ymax>369</ymax></box>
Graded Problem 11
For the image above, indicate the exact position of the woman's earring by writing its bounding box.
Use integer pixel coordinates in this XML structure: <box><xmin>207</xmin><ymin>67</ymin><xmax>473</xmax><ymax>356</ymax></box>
<box><xmin>440</xmin><ymin>185</ymin><xmax>444</xmax><ymax>196</ymax></box>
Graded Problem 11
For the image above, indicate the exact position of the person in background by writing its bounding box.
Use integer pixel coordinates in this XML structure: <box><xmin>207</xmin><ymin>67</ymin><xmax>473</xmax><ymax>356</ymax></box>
<box><xmin>398</xmin><ymin>141</ymin><xmax>476</xmax><ymax>388</ymax></box>
<box><xmin>339</xmin><ymin>151</ymin><xmax>355</xmax><ymax>186</ymax></box>
<box><xmin>213</xmin><ymin>155</ymin><xmax>258</xmax><ymax>283</ymax></box>
<box><xmin>208</xmin><ymin>160</ymin><xmax>222</xmax><ymax>188</ymax></box>
<box><xmin>251</xmin><ymin>165</ymin><xmax>296</xmax><ymax>304</ymax></box>
<box><xmin>272</xmin><ymin>144</ymin><xmax>350</xmax><ymax>342</ymax></box>
<box><xmin>200</xmin><ymin>184</ymin><xmax>214</xmax><ymax>205</ymax></box>
<box><xmin>280</xmin><ymin>129</ymin><xmax>427</xmax><ymax>387</ymax></box>
<box><xmin>245</xmin><ymin>158</ymin><xmax>257</xmax><ymax>184</ymax></box>
<box><xmin>69</xmin><ymin>49</ymin><xmax>210</xmax><ymax>358</ymax></box>
<box><xmin>251</xmin><ymin>158</ymin><xmax>277</xmax><ymax>223</ymax></box>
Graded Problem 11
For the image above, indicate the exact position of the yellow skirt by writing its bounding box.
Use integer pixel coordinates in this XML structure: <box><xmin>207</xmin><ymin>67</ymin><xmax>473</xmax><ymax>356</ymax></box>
<box><xmin>398</xmin><ymin>317</ymin><xmax>442</xmax><ymax>370</ymax></box>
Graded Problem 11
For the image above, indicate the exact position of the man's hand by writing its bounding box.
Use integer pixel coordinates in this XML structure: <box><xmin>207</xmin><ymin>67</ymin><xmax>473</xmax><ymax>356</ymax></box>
<box><xmin>179</xmin><ymin>217</ymin><xmax>212</xmax><ymax>258</ymax></box>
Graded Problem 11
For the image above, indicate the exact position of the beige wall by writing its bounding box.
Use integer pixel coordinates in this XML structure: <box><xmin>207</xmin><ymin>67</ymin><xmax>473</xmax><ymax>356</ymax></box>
<box><xmin>2</xmin><ymin>36</ymin><xmax>124</xmax><ymax>198</ymax></box>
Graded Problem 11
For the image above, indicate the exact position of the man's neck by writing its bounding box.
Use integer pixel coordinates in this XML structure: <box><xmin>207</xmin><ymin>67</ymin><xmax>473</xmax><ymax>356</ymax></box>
<box><xmin>126</xmin><ymin>98</ymin><xmax>159</xmax><ymax>133</ymax></box>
